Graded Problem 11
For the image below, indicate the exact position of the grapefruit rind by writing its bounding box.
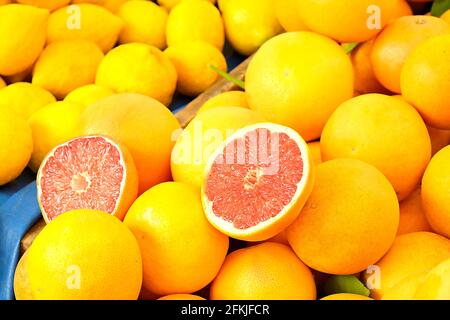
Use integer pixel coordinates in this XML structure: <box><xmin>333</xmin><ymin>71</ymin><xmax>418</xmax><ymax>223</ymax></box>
<box><xmin>201</xmin><ymin>123</ymin><xmax>314</xmax><ymax>241</ymax></box>
<box><xmin>37</xmin><ymin>135</ymin><xmax>138</xmax><ymax>223</ymax></box>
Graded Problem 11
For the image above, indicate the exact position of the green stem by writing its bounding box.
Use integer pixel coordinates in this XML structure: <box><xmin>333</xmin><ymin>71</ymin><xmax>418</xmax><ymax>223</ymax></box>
<box><xmin>431</xmin><ymin>0</ymin><xmax>450</xmax><ymax>17</ymax></box>
<box><xmin>209</xmin><ymin>64</ymin><xmax>245</xmax><ymax>90</ymax></box>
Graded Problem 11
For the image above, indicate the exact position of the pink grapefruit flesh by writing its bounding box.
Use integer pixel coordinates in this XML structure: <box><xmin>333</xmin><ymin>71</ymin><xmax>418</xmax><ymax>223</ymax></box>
<box><xmin>37</xmin><ymin>136</ymin><xmax>138</xmax><ymax>222</ymax></box>
<box><xmin>202</xmin><ymin>123</ymin><xmax>314</xmax><ymax>241</ymax></box>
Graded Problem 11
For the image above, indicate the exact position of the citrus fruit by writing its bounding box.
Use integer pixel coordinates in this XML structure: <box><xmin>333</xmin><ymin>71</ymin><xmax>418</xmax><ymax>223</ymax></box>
<box><xmin>166</xmin><ymin>0</ymin><xmax>224</xmax><ymax>50</ymax></box>
<box><xmin>371</xmin><ymin>15</ymin><xmax>450</xmax><ymax>94</ymax></box>
<box><xmin>26</xmin><ymin>209</ymin><xmax>142</xmax><ymax>300</ymax></box>
<box><xmin>321</xmin><ymin>294</ymin><xmax>373</xmax><ymax>301</ymax></box>
<box><xmin>297</xmin><ymin>0</ymin><xmax>400</xmax><ymax>43</ymax></box>
<box><xmin>124</xmin><ymin>182</ymin><xmax>229</xmax><ymax>296</ymax></box>
<box><xmin>4</xmin><ymin>65</ymin><xmax>33</xmax><ymax>84</ymax></box>
<box><xmin>422</xmin><ymin>146</ymin><xmax>450</xmax><ymax>238</ymax></box>
<box><xmin>321</xmin><ymin>94</ymin><xmax>431</xmax><ymax>200</ymax></box>
<box><xmin>398</xmin><ymin>187</ymin><xmax>432</xmax><ymax>235</ymax></box>
<box><xmin>265</xmin><ymin>230</ymin><xmax>289</xmax><ymax>246</ymax></box>
<box><xmin>28</xmin><ymin>101</ymin><xmax>85</xmax><ymax>172</ymax></box>
<box><xmin>37</xmin><ymin>136</ymin><xmax>138</xmax><ymax>222</ymax></box>
<box><xmin>442</xmin><ymin>9</ymin><xmax>450</xmax><ymax>23</ymax></box>
<box><xmin>32</xmin><ymin>40</ymin><xmax>104</xmax><ymax>99</ymax></box>
<box><xmin>0</xmin><ymin>107</ymin><xmax>33</xmax><ymax>186</ymax></box>
<box><xmin>414</xmin><ymin>258</ymin><xmax>450</xmax><ymax>300</ymax></box>
<box><xmin>47</xmin><ymin>4</ymin><xmax>123</xmax><ymax>53</ymax></box>
<box><xmin>364</xmin><ymin>232</ymin><xmax>450</xmax><ymax>299</ymax></box>
<box><xmin>198</xmin><ymin>91</ymin><xmax>249</xmax><ymax>114</ymax></box>
<box><xmin>164</xmin><ymin>41</ymin><xmax>227</xmax><ymax>96</ymax></box>
<box><xmin>0</xmin><ymin>4</ymin><xmax>48</xmax><ymax>76</ymax></box>
<box><xmin>71</xmin><ymin>0</ymin><xmax>128</xmax><ymax>12</ymax></box>
<box><xmin>95</xmin><ymin>43</ymin><xmax>177</xmax><ymax>106</ymax></box>
<box><xmin>210</xmin><ymin>242</ymin><xmax>316</xmax><ymax>300</ymax></box>
<box><xmin>428</xmin><ymin>126</ymin><xmax>450</xmax><ymax>156</ymax></box>
<box><xmin>118</xmin><ymin>0</ymin><xmax>168</xmax><ymax>49</ymax></box>
<box><xmin>245</xmin><ymin>32</ymin><xmax>354</xmax><ymax>142</ymax></box>
<box><xmin>287</xmin><ymin>159</ymin><xmax>399</xmax><ymax>275</ymax></box>
<box><xmin>323</xmin><ymin>275</ymin><xmax>370</xmax><ymax>297</ymax></box>
<box><xmin>158</xmin><ymin>0</ymin><xmax>216</xmax><ymax>11</ymax></box>
<box><xmin>13</xmin><ymin>251</ymin><xmax>33</xmax><ymax>300</ymax></box>
<box><xmin>79</xmin><ymin>93</ymin><xmax>181</xmax><ymax>194</ymax></box>
<box><xmin>381</xmin><ymin>273</ymin><xmax>427</xmax><ymax>300</ymax></box>
<box><xmin>0</xmin><ymin>76</ymin><xmax>5</xmax><ymax>88</ymax></box>
<box><xmin>307</xmin><ymin>141</ymin><xmax>322</xmax><ymax>166</ymax></box>
<box><xmin>350</xmin><ymin>40</ymin><xmax>391</xmax><ymax>95</ymax></box>
<box><xmin>158</xmin><ymin>294</ymin><xmax>206</xmax><ymax>300</ymax></box>
<box><xmin>202</xmin><ymin>122</ymin><xmax>315</xmax><ymax>241</ymax></box>
<box><xmin>16</xmin><ymin>0</ymin><xmax>70</xmax><ymax>11</ymax></box>
<box><xmin>401</xmin><ymin>34</ymin><xmax>450</xmax><ymax>130</ymax></box>
<box><xmin>64</xmin><ymin>84</ymin><xmax>115</xmax><ymax>106</ymax></box>
<box><xmin>275</xmin><ymin>0</ymin><xmax>309</xmax><ymax>32</ymax></box>
<box><xmin>221</xmin><ymin>0</ymin><xmax>282</xmax><ymax>55</ymax></box>
<box><xmin>171</xmin><ymin>106</ymin><xmax>265</xmax><ymax>189</ymax></box>
<box><xmin>0</xmin><ymin>82</ymin><xmax>56</xmax><ymax>119</ymax></box>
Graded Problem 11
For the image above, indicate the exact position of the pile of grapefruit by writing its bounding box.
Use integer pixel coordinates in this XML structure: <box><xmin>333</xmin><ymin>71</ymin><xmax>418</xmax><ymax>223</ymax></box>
<box><xmin>1</xmin><ymin>0</ymin><xmax>450</xmax><ymax>300</ymax></box>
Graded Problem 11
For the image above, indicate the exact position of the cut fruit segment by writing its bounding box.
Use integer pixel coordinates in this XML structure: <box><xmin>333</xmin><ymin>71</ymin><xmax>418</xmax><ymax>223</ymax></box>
<box><xmin>37</xmin><ymin>135</ymin><xmax>138</xmax><ymax>223</ymax></box>
<box><xmin>202</xmin><ymin>123</ymin><xmax>314</xmax><ymax>241</ymax></box>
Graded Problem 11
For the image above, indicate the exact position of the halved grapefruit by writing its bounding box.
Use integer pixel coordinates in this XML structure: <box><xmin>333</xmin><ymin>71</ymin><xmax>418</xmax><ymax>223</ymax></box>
<box><xmin>202</xmin><ymin>123</ymin><xmax>314</xmax><ymax>241</ymax></box>
<box><xmin>37</xmin><ymin>135</ymin><xmax>138</xmax><ymax>223</ymax></box>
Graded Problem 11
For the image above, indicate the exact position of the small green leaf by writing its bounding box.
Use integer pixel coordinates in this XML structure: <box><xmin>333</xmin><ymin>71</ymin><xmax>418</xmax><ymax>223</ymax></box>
<box><xmin>323</xmin><ymin>275</ymin><xmax>371</xmax><ymax>297</ymax></box>
<box><xmin>431</xmin><ymin>0</ymin><xmax>450</xmax><ymax>17</ymax></box>
<box><xmin>342</xmin><ymin>42</ymin><xmax>359</xmax><ymax>54</ymax></box>
<box><xmin>209</xmin><ymin>64</ymin><xmax>245</xmax><ymax>89</ymax></box>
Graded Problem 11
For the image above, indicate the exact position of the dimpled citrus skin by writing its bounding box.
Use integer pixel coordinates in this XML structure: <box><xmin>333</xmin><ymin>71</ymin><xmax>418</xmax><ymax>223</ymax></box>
<box><xmin>32</xmin><ymin>40</ymin><xmax>104</xmax><ymax>99</ymax></box>
<box><xmin>221</xmin><ymin>0</ymin><xmax>282</xmax><ymax>56</ymax></box>
<box><xmin>422</xmin><ymin>146</ymin><xmax>450</xmax><ymax>238</ymax></box>
<box><xmin>47</xmin><ymin>4</ymin><xmax>123</xmax><ymax>53</ymax></box>
<box><xmin>64</xmin><ymin>84</ymin><xmax>114</xmax><ymax>107</ymax></box>
<box><xmin>16</xmin><ymin>0</ymin><xmax>70</xmax><ymax>11</ymax></box>
<box><xmin>118</xmin><ymin>0</ymin><xmax>168</xmax><ymax>49</ymax></box>
<box><xmin>26</xmin><ymin>209</ymin><xmax>142</xmax><ymax>300</ymax></box>
<box><xmin>198</xmin><ymin>91</ymin><xmax>249</xmax><ymax>114</ymax></box>
<box><xmin>171</xmin><ymin>107</ymin><xmax>265</xmax><ymax>188</ymax></box>
<box><xmin>79</xmin><ymin>93</ymin><xmax>181</xmax><ymax>194</ymax></box>
<box><xmin>71</xmin><ymin>0</ymin><xmax>128</xmax><ymax>12</ymax></box>
<box><xmin>95</xmin><ymin>43</ymin><xmax>177</xmax><ymax>106</ymax></box>
<box><xmin>287</xmin><ymin>159</ymin><xmax>399</xmax><ymax>275</ymax></box>
<box><xmin>321</xmin><ymin>94</ymin><xmax>431</xmax><ymax>201</ymax></box>
<box><xmin>0</xmin><ymin>82</ymin><xmax>56</xmax><ymax>119</ymax></box>
<box><xmin>158</xmin><ymin>294</ymin><xmax>206</xmax><ymax>300</ymax></box>
<box><xmin>165</xmin><ymin>41</ymin><xmax>227</xmax><ymax>96</ymax></box>
<box><xmin>28</xmin><ymin>101</ymin><xmax>85</xmax><ymax>172</ymax></box>
<box><xmin>0</xmin><ymin>4</ymin><xmax>49</xmax><ymax>76</ymax></box>
<box><xmin>210</xmin><ymin>242</ymin><xmax>316</xmax><ymax>300</ymax></box>
<box><xmin>351</xmin><ymin>40</ymin><xmax>391</xmax><ymax>95</ymax></box>
<box><xmin>14</xmin><ymin>251</ymin><xmax>33</xmax><ymax>300</ymax></box>
<box><xmin>0</xmin><ymin>107</ymin><xmax>33</xmax><ymax>186</ymax></box>
<box><xmin>442</xmin><ymin>10</ymin><xmax>450</xmax><ymax>24</ymax></box>
<box><xmin>166</xmin><ymin>0</ymin><xmax>224</xmax><ymax>50</ymax></box>
<box><xmin>414</xmin><ymin>258</ymin><xmax>450</xmax><ymax>300</ymax></box>
<box><xmin>275</xmin><ymin>0</ymin><xmax>308</xmax><ymax>32</ymax></box>
<box><xmin>158</xmin><ymin>0</ymin><xmax>216</xmax><ymax>11</ymax></box>
<box><xmin>398</xmin><ymin>187</ymin><xmax>432</xmax><ymax>235</ymax></box>
<box><xmin>371</xmin><ymin>15</ymin><xmax>450</xmax><ymax>94</ymax></box>
<box><xmin>365</xmin><ymin>232</ymin><xmax>450</xmax><ymax>299</ymax></box>
<box><xmin>401</xmin><ymin>34</ymin><xmax>450</xmax><ymax>130</ymax></box>
<box><xmin>245</xmin><ymin>32</ymin><xmax>353</xmax><ymax>142</ymax></box>
<box><xmin>124</xmin><ymin>182</ymin><xmax>229</xmax><ymax>296</ymax></box>
<box><xmin>381</xmin><ymin>273</ymin><xmax>427</xmax><ymax>300</ymax></box>
<box><xmin>298</xmin><ymin>0</ymin><xmax>400</xmax><ymax>43</ymax></box>
<box><xmin>321</xmin><ymin>294</ymin><xmax>373</xmax><ymax>301</ymax></box>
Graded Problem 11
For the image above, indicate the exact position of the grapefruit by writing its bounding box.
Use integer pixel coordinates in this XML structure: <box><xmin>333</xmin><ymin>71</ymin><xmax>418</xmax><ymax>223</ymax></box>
<box><xmin>202</xmin><ymin>123</ymin><xmax>314</xmax><ymax>242</ymax></box>
<box><xmin>37</xmin><ymin>135</ymin><xmax>138</xmax><ymax>222</ymax></box>
<box><xmin>158</xmin><ymin>294</ymin><xmax>206</xmax><ymax>301</ymax></box>
<box><xmin>210</xmin><ymin>242</ymin><xmax>316</xmax><ymax>300</ymax></box>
